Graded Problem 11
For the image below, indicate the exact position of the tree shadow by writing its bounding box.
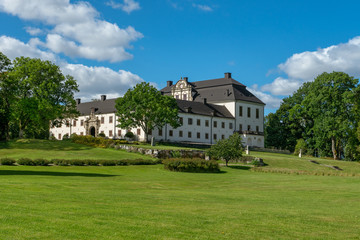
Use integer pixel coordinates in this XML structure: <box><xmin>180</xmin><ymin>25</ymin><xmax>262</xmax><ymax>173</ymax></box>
<box><xmin>228</xmin><ymin>165</ymin><xmax>252</xmax><ymax>170</ymax></box>
<box><xmin>0</xmin><ymin>170</ymin><xmax>118</xmax><ymax>177</ymax></box>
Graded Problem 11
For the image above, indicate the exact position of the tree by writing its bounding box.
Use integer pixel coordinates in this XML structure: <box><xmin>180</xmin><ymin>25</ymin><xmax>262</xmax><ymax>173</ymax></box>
<box><xmin>302</xmin><ymin>72</ymin><xmax>359</xmax><ymax>160</ymax></box>
<box><xmin>208</xmin><ymin>132</ymin><xmax>243</xmax><ymax>166</ymax></box>
<box><xmin>0</xmin><ymin>52</ymin><xmax>12</xmax><ymax>141</ymax></box>
<box><xmin>115</xmin><ymin>82</ymin><xmax>180</xmax><ymax>142</ymax></box>
<box><xmin>8</xmin><ymin>56</ymin><xmax>79</xmax><ymax>138</ymax></box>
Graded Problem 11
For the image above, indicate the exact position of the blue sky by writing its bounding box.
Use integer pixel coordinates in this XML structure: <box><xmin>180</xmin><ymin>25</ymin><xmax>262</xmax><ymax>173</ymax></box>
<box><xmin>1</xmin><ymin>0</ymin><xmax>360</xmax><ymax>115</ymax></box>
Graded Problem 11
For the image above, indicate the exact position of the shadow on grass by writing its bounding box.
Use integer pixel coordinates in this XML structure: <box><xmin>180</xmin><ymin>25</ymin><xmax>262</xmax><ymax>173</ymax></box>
<box><xmin>228</xmin><ymin>165</ymin><xmax>252</xmax><ymax>170</ymax></box>
<box><xmin>0</xmin><ymin>140</ymin><xmax>93</xmax><ymax>151</ymax></box>
<box><xmin>0</xmin><ymin>170</ymin><xmax>118</xmax><ymax>177</ymax></box>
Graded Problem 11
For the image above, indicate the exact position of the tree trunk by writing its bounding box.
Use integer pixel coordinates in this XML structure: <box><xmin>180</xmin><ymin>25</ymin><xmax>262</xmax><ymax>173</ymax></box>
<box><xmin>19</xmin><ymin>129</ymin><xmax>24</xmax><ymax>139</ymax></box>
<box><xmin>331</xmin><ymin>136</ymin><xmax>338</xmax><ymax>160</ymax></box>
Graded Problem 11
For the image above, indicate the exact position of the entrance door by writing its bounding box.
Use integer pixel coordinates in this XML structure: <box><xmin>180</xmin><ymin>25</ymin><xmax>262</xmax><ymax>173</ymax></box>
<box><xmin>90</xmin><ymin>127</ymin><xmax>96</xmax><ymax>137</ymax></box>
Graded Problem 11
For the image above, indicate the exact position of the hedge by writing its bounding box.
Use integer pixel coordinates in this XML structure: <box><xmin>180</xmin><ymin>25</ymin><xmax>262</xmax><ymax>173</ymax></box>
<box><xmin>163</xmin><ymin>159</ymin><xmax>220</xmax><ymax>173</ymax></box>
<box><xmin>0</xmin><ymin>158</ymin><xmax>16</xmax><ymax>165</ymax></box>
<box><xmin>70</xmin><ymin>135</ymin><xmax>139</xmax><ymax>148</ymax></box>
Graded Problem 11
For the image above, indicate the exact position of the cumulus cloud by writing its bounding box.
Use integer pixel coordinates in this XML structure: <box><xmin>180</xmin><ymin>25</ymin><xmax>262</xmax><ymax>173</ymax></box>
<box><xmin>279</xmin><ymin>36</ymin><xmax>360</xmax><ymax>81</ymax></box>
<box><xmin>25</xmin><ymin>27</ymin><xmax>43</xmax><ymax>36</ymax></box>
<box><xmin>0</xmin><ymin>0</ymin><xmax>143</xmax><ymax>62</ymax></box>
<box><xmin>62</xmin><ymin>64</ymin><xmax>143</xmax><ymax>101</ymax></box>
<box><xmin>0</xmin><ymin>36</ymin><xmax>143</xmax><ymax>101</ymax></box>
<box><xmin>247</xmin><ymin>87</ymin><xmax>282</xmax><ymax>109</ymax></box>
<box><xmin>192</xmin><ymin>3</ymin><xmax>213</xmax><ymax>12</ymax></box>
<box><xmin>0</xmin><ymin>36</ymin><xmax>57</xmax><ymax>62</ymax></box>
<box><xmin>106</xmin><ymin>0</ymin><xmax>140</xmax><ymax>14</ymax></box>
<box><xmin>261</xmin><ymin>77</ymin><xmax>302</xmax><ymax>96</ymax></box>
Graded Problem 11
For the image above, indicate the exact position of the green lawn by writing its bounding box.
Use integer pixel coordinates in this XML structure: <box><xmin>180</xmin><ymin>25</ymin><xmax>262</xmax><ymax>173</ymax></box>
<box><xmin>0</xmin><ymin>140</ymin><xmax>359</xmax><ymax>239</ymax></box>
<box><xmin>0</xmin><ymin>139</ymin><xmax>154</xmax><ymax>160</ymax></box>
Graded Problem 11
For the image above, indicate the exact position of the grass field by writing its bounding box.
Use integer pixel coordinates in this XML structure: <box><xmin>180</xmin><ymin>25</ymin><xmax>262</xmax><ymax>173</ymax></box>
<box><xmin>0</xmin><ymin>139</ymin><xmax>154</xmax><ymax>160</ymax></box>
<box><xmin>0</xmin><ymin>140</ymin><xmax>360</xmax><ymax>239</ymax></box>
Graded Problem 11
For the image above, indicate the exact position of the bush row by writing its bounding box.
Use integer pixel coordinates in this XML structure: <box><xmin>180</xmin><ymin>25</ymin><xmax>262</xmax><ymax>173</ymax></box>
<box><xmin>70</xmin><ymin>135</ymin><xmax>139</xmax><ymax>148</ymax></box>
<box><xmin>163</xmin><ymin>158</ymin><xmax>220</xmax><ymax>173</ymax></box>
<box><xmin>0</xmin><ymin>158</ymin><xmax>160</xmax><ymax>166</ymax></box>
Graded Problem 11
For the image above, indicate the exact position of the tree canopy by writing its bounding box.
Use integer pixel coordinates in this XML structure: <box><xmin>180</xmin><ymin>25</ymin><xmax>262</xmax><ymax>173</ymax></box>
<box><xmin>0</xmin><ymin>52</ymin><xmax>79</xmax><ymax>140</ymax></box>
<box><xmin>208</xmin><ymin>132</ymin><xmax>243</xmax><ymax>166</ymax></box>
<box><xmin>265</xmin><ymin>72</ymin><xmax>360</xmax><ymax>160</ymax></box>
<box><xmin>115</xmin><ymin>82</ymin><xmax>180</xmax><ymax>142</ymax></box>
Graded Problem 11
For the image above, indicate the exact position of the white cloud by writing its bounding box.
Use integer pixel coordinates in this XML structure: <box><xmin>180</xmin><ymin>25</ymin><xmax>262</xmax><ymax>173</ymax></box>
<box><xmin>261</xmin><ymin>77</ymin><xmax>302</xmax><ymax>96</ymax></box>
<box><xmin>0</xmin><ymin>0</ymin><xmax>143</xmax><ymax>62</ymax></box>
<box><xmin>62</xmin><ymin>64</ymin><xmax>143</xmax><ymax>101</ymax></box>
<box><xmin>106</xmin><ymin>0</ymin><xmax>140</xmax><ymax>14</ymax></box>
<box><xmin>192</xmin><ymin>3</ymin><xmax>213</xmax><ymax>12</ymax></box>
<box><xmin>25</xmin><ymin>27</ymin><xmax>43</xmax><ymax>36</ymax></box>
<box><xmin>0</xmin><ymin>36</ymin><xmax>143</xmax><ymax>101</ymax></box>
<box><xmin>278</xmin><ymin>36</ymin><xmax>360</xmax><ymax>81</ymax></box>
<box><xmin>247</xmin><ymin>87</ymin><xmax>282</xmax><ymax>109</ymax></box>
<box><xmin>0</xmin><ymin>36</ymin><xmax>57</xmax><ymax>62</ymax></box>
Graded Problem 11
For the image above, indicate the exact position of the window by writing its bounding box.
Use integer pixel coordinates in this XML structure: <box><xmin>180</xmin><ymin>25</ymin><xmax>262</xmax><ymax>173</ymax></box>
<box><xmin>205</xmin><ymin>133</ymin><xmax>209</xmax><ymax>139</ymax></box>
<box><xmin>240</xmin><ymin>124</ymin><xmax>243</xmax><ymax>131</ymax></box>
<box><xmin>73</xmin><ymin>120</ymin><xmax>77</xmax><ymax>127</ymax></box>
<box><xmin>109</xmin><ymin>116</ymin><xmax>113</xmax><ymax>123</ymax></box>
<box><xmin>179</xmin><ymin>131</ymin><xmax>183</xmax><ymax>137</ymax></box>
<box><xmin>197</xmin><ymin>119</ymin><xmax>201</xmax><ymax>126</ymax></box>
<box><xmin>176</xmin><ymin>95</ymin><xmax>179</xmax><ymax>99</ymax></box>
<box><xmin>247</xmin><ymin>107</ymin><xmax>251</xmax><ymax>118</ymax></box>
<box><xmin>188</xmin><ymin>118</ymin><xmax>193</xmax><ymax>125</ymax></box>
<box><xmin>169</xmin><ymin>130</ymin><xmax>173</xmax><ymax>137</ymax></box>
<box><xmin>137</xmin><ymin>129</ymin><xmax>141</xmax><ymax>135</ymax></box>
<box><xmin>101</xmin><ymin>131</ymin><xmax>104</xmax><ymax>134</ymax></box>
<box><xmin>109</xmin><ymin>130</ymin><xmax>113</xmax><ymax>137</ymax></box>
<box><xmin>101</xmin><ymin>117</ymin><xmax>104</xmax><ymax>124</ymax></box>
<box><xmin>179</xmin><ymin>117</ymin><xmax>183</xmax><ymax>125</ymax></box>
<box><xmin>256</xmin><ymin>108</ymin><xmax>259</xmax><ymax>119</ymax></box>
<box><xmin>66</xmin><ymin>121</ymin><xmax>69</xmax><ymax>127</ymax></box>
<box><xmin>213</xmin><ymin>134</ymin><xmax>217</xmax><ymax>140</ymax></box>
<box><xmin>247</xmin><ymin>125</ymin><xmax>251</xmax><ymax>131</ymax></box>
<box><xmin>183</xmin><ymin>94</ymin><xmax>187</xmax><ymax>100</ymax></box>
<box><xmin>256</xmin><ymin>126</ymin><xmax>259</xmax><ymax>132</ymax></box>
<box><xmin>239</xmin><ymin>106</ymin><xmax>243</xmax><ymax>117</ymax></box>
<box><xmin>222</xmin><ymin>134</ymin><xmax>225</xmax><ymax>140</ymax></box>
<box><xmin>197</xmin><ymin>132</ymin><xmax>200</xmax><ymax>139</ymax></box>
<box><xmin>80</xmin><ymin>132</ymin><xmax>84</xmax><ymax>136</ymax></box>
<box><xmin>188</xmin><ymin>132</ymin><xmax>192</xmax><ymax>138</ymax></box>
<box><xmin>221</xmin><ymin>122</ymin><xmax>225</xmax><ymax>128</ymax></box>
<box><xmin>159</xmin><ymin>129</ymin><xmax>163</xmax><ymax>136</ymax></box>
<box><xmin>58</xmin><ymin>134</ymin><xmax>61</xmax><ymax>139</ymax></box>
<box><xmin>81</xmin><ymin>120</ymin><xmax>84</xmax><ymax>126</ymax></box>
<box><xmin>118</xmin><ymin>130</ymin><xmax>122</xmax><ymax>136</ymax></box>
<box><xmin>214</xmin><ymin>121</ymin><xmax>217</xmax><ymax>128</ymax></box>
<box><xmin>229</xmin><ymin>122</ymin><xmax>233</xmax><ymax>129</ymax></box>
<box><xmin>205</xmin><ymin>120</ymin><xmax>209</xmax><ymax>127</ymax></box>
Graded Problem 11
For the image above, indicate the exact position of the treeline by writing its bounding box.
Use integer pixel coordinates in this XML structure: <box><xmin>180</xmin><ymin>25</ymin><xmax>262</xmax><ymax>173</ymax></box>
<box><xmin>0</xmin><ymin>52</ymin><xmax>79</xmax><ymax>141</ymax></box>
<box><xmin>265</xmin><ymin>72</ymin><xmax>360</xmax><ymax>161</ymax></box>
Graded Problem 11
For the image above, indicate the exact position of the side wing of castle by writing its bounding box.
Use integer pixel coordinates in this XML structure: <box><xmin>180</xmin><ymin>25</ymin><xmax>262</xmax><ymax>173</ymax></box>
<box><xmin>50</xmin><ymin>73</ymin><xmax>265</xmax><ymax>147</ymax></box>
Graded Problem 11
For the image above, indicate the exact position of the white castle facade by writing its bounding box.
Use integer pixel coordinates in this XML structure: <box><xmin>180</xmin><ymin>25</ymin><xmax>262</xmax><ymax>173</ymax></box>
<box><xmin>50</xmin><ymin>73</ymin><xmax>265</xmax><ymax>147</ymax></box>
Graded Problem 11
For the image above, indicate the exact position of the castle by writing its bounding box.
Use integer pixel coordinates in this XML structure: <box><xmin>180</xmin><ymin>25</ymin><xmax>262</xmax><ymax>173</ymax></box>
<box><xmin>50</xmin><ymin>73</ymin><xmax>265</xmax><ymax>147</ymax></box>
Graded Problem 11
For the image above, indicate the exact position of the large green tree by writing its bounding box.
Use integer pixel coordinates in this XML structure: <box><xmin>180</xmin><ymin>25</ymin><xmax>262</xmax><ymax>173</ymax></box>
<box><xmin>0</xmin><ymin>52</ymin><xmax>12</xmax><ymax>141</ymax></box>
<box><xmin>115</xmin><ymin>82</ymin><xmax>180</xmax><ymax>142</ymax></box>
<box><xmin>8</xmin><ymin>56</ymin><xmax>79</xmax><ymax>138</ymax></box>
<box><xmin>208</xmin><ymin>132</ymin><xmax>243</xmax><ymax>166</ymax></box>
<box><xmin>302</xmin><ymin>72</ymin><xmax>360</xmax><ymax>160</ymax></box>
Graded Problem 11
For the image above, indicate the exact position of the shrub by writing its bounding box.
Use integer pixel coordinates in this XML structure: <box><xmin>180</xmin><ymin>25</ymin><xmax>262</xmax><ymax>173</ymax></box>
<box><xmin>100</xmin><ymin>160</ymin><xmax>117</xmax><ymax>166</ymax></box>
<box><xmin>17</xmin><ymin>158</ymin><xmax>36</xmax><ymax>166</ymax></box>
<box><xmin>98</xmin><ymin>132</ymin><xmax>106</xmax><ymax>138</ymax></box>
<box><xmin>171</xmin><ymin>150</ymin><xmax>182</xmax><ymax>158</ymax></box>
<box><xmin>85</xmin><ymin>160</ymin><xmax>100</xmax><ymax>166</ymax></box>
<box><xmin>0</xmin><ymin>158</ymin><xmax>16</xmax><ymax>165</ymax></box>
<box><xmin>62</xmin><ymin>133</ymin><xmax>70</xmax><ymax>140</ymax></box>
<box><xmin>163</xmin><ymin>159</ymin><xmax>220</xmax><ymax>173</ymax></box>
<box><xmin>71</xmin><ymin>159</ymin><xmax>87</xmax><ymax>166</ymax></box>
<box><xmin>125</xmin><ymin>131</ymin><xmax>135</xmax><ymax>140</ymax></box>
<box><xmin>51</xmin><ymin>159</ymin><xmax>72</xmax><ymax>166</ymax></box>
<box><xmin>33</xmin><ymin>158</ymin><xmax>50</xmax><ymax>166</ymax></box>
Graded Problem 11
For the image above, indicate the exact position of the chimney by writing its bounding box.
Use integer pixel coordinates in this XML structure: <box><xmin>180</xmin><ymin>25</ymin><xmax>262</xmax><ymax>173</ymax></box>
<box><xmin>101</xmin><ymin>95</ymin><xmax>106</xmax><ymax>101</ymax></box>
<box><xmin>91</xmin><ymin>107</ymin><xmax>95</xmax><ymax>115</ymax></box>
<box><xmin>224</xmin><ymin>72</ymin><xmax>231</xmax><ymax>79</ymax></box>
<box><xmin>203</xmin><ymin>98</ymin><xmax>207</xmax><ymax>105</ymax></box>
<box><xmin>184</xmin><ymin>77</ymin><xmax>188</xmax><ymax>82</ymax></box>
<box><xmin>167</xmin><ymin>81</ymin><xmax>173</xmax><ymax>87</ymax></box>
<box><xmin>76</xmin><ymin>98</ymin><xmax>81</xmax><ymax>104</ymax></box>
